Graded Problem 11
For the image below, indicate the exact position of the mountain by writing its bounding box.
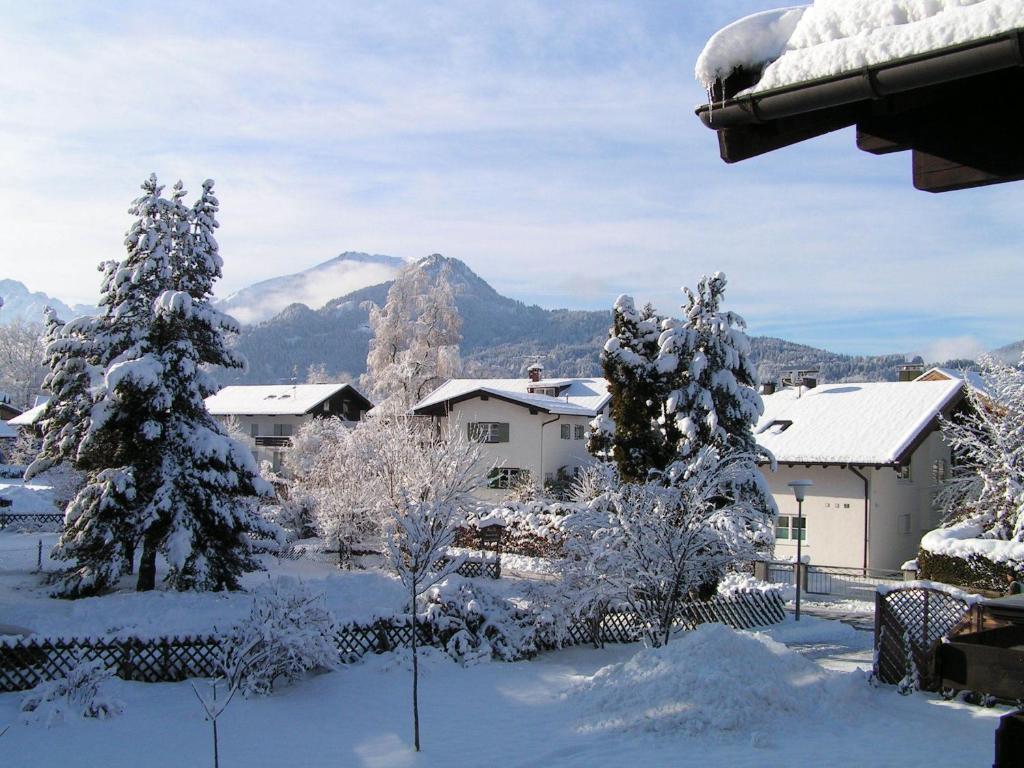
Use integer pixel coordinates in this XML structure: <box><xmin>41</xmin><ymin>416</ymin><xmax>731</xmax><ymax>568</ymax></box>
<box><xmin>0</xmin><ymin>279</ymin><xmax>98</xmax><ymax>326</ymax></box>
<box><xmin>220</xmin><ymin>254</ymin><xmax>936</xmax><ymax>387</ymax></box>
<box><xmin>222</xmin><ymin>254</ymin><xmax>613</xmax><ymax>384</ymax></box>
<box><xmin>214</xmin><ymin>252</ymin><xmax>405</xmax><ymax>325</ymax></box>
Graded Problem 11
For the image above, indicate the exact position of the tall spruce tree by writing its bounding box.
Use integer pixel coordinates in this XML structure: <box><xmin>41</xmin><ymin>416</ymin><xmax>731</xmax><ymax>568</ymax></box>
<box><xmin>47</xmin><ymin>175</ymin><xmax>274</xmax><ymax>596</ymax></box>
<box><xmin>597</xmin><ymin>295</ymin><xmax>677</xmax><ymax>481</ymax></box>
<box><xmin>657</xmin><ymin>272</ymin><xmax>775</xmax><ymax>515</ymax></box>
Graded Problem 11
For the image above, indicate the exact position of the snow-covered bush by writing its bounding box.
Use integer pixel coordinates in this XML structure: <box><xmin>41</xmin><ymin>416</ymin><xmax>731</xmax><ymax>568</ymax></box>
<box><xmin>259</xmin><ymin>494</ymin><xmax>317</xmax><ymax>543</ymax></box>
<box><xmin>422</xmin><ymin>578</ymin><xmax>567</xmax><ymax>664</ymax></box>
<box><xmin>20</xmin><ymin>654</ymin><xmax>124</xmax><ymax>727</ymax></box>
<box><xmin>220</xmin><ymin>577</ymin><xmax>338</xmax><ymax>697</ymax></box>
<box><xmin>560</xmin><ymin>447</ymin><xmax>772</xmax><ymax>647</ymax></box>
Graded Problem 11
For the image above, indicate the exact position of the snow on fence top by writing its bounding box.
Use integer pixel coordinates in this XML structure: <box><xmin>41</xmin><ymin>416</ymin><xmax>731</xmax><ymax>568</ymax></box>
<box><xmin>413</xmin><ymin>377</ymin><xmax>611</xmax><ymax>417</ymax></box>
<box><xmin>755</xmin><ymin>379</ymin><xmax>962</xmax><ymax>465</ymax></box>
<box><xmin>696</xmin><ymin>0</ymin><xmax>1024</xmax><ymax>96</ymax></box>
<box><xmin>205</xmin><ymin>383</ymin><xmax>361</xmax><ymax>416</ymax></box>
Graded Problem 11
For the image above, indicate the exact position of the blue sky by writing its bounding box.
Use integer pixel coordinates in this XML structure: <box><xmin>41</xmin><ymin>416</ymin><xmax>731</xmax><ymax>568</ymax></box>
<box><xmin>0</xmin><ymin>0</ymin><xmax>1019</xmax><ymax>358</ymax></box>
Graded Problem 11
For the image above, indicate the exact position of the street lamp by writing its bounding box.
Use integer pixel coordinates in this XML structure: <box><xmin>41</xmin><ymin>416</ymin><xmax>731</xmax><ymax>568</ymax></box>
<box><xmin>787</xmin><ymin>480</ymin><xmax>813</xmax><ymax>621</ymax></box>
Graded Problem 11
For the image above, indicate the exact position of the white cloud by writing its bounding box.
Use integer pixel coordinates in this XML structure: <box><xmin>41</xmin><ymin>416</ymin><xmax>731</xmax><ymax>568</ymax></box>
<box><xmin>919</xmin><ymin>336</ymin><xmax>988</xmax><ymax>364</ymax></box>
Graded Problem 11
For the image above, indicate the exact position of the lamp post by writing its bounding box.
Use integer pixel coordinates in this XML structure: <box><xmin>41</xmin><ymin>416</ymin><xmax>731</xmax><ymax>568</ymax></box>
<box><xmin>787</xmin><ymin>480</ymin><xmax>813</xmax><ymax>621</ymax></box>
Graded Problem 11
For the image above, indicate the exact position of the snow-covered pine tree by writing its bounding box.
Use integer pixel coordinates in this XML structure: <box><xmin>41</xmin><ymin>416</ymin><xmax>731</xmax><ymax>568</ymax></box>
<box><xmin>363</xmin><ymin>256</ymin><xmax>462</xmax><ymax>414</ymax></box>
<box><xmin>657</xmin><ymin>272</ymin><xmax>775</xmax><ymax>516</ymax></box>
<box><xmin>50</xmin><ymin>175</ymin><xmax>274</xmax><ymax>596</ymax></box>
<box><xmin>598</xmin><ymin>295</ymin><xmax>676</xmax><ymax>481</ymax></box>
<box><xmin>52</xmin><ymin>176</ymin><xmax>178</xmax><ymax>594</ymax></box>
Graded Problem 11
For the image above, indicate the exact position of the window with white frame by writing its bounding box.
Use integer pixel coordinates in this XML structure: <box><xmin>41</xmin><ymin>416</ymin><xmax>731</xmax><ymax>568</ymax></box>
<box><xmin>560</xmin><ymin>424</ymin><xmax>571</xmax><ymax>440</ymax></box>
<box><xmin>573</xmin><ymin>424</ymin><xmax>585</xmax><ymax>440</ymax></box>
<box><xmin>775</xmin><ymin>515</ymin><xmax>806</xmax><ymax>541</ymax></box>
<box><xmin>932</xmin><ymin>459</ymin><xmax>948</xmax><ymax>483</ymax></box>
<box><xmin>896</xmin><ymin>460</ymin><xmax>911</xmax><ymax>481</ymax></box>
<box><xmin>468</xmin><ymin>422</ymin><xmax>509</xmax><ymax>443</ymax></box>
<box><xmin>273</xmin><ymin>423</ymin><xmax>294</xmax><ymax>437</ymax></box>
<box><xmin>488</xmin><ymin>467</ymin><xmax>529</xmax><ymax>489</ymax></box>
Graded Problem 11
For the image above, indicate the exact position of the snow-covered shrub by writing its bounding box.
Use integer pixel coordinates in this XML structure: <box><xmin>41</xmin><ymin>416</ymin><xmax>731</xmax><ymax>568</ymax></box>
<box><xmin>20</xmin><ymin>654</ymin><xmax>124</xmax><ymax>726</ymax></box>
<box><xmin>32</xmin><ymin>463</ymin><xmax>86</xmax><ymax>511</ymax></box>
<box><xmin>221</xmin><ymin>577</ymin><xmax>338</xmax><ymax>696</ymax></box>
<box><xmin>423</xmin><ymin>578</ymin><xmax>567</xmax><ymax>664</ymax></box>
<box><xmin>259</xmin><ymin>494</ymin><xmax>317</xmax><ymax>543</ymax></box>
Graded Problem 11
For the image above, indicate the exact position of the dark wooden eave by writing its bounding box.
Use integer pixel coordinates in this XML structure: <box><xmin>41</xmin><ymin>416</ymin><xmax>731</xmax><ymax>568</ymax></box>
<box><xmin>413</xmin><ymin>389</ymin><xmax>561</xmax><ymax>418</ymax></box>
<box><xmin>696</xmin><ymin>30</ymin><xmax>1024</xmax><ymax>192</ymax></box>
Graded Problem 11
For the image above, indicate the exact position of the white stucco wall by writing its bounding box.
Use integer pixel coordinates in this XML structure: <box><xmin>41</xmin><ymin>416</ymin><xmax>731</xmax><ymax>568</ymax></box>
<box><xmin>442</xmin><ymin>397</ymin><xmax>595</xmax><ymax>500</ymax></box>
<box><xmin>764</xmin><ymin>430</ymin><xmax>951</xmax><ymax>571</ymax></box>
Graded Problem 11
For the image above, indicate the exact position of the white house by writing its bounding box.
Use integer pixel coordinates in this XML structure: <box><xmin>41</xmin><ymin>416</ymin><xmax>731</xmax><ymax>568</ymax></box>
<box><xmin>205</xmin><ymin>383</ymin><xmax>373</xmax><ymax>473</ymax></box>
<box><xmin>755</xmin><ymin>378</ymin><xmax>965</xmax><ymax>572</ymax></box>
<box><xmin>412</xmin><ymin>367</ymin><xmax>610</xmax><ymax>499</ymax></box>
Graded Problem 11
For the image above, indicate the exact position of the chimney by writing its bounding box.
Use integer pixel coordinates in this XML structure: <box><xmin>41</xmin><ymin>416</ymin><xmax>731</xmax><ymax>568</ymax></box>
<box><xmin>899</xmin><ymin>362</ymin><xmax>925</xmax><ymax>382</ymax></box>
<box><xmin>527</xmin><ymin>363</ymin><xmax>544</xmax><ymax>383</ymax></box>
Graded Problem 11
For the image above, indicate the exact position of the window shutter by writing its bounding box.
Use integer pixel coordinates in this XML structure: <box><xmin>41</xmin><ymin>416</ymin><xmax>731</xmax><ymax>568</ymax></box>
<box><xmin>495</xmin><ymin>423</ymin><xmax>510</xmax><ymax>442</ymax></box>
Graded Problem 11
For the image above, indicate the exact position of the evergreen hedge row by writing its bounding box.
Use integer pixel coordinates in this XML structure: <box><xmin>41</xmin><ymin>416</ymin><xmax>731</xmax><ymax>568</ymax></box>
<box><xmin>917</xmin><ymin>548</ymin><xmax>1023</xmax><ymax>593</ymax></box>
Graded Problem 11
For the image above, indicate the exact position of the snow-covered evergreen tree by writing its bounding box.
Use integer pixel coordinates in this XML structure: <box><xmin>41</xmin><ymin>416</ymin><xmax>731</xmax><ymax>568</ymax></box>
<box><xmin>598</xmin><ymin>295</ymin><xmax>676</xmax><ymax>480</ymax></box>
<box><xmin>47</xmin><ymin>175</ymin><xmax>275</xmax><ymax>596</ymax></box>
<box><xmin>657</xmin><ymin>272</ymin><xmax>775</xmax><ymax>517</ymax></box>
<box><xmin>937</xmin><ymin>355</ymin><xmax>1024</xmax><ymax>540</ymax></box>
<box><xmin>363</xmin><ymin>256</ymin><xmax>462</xmax><ymax>414</ymax></box>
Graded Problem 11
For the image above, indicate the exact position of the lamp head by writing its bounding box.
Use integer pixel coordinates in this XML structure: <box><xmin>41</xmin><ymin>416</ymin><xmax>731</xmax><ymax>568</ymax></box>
<box><xmin>788</xmin><ymin>479</ymin><xmax>814</xmax><ymax>502</ymax></box>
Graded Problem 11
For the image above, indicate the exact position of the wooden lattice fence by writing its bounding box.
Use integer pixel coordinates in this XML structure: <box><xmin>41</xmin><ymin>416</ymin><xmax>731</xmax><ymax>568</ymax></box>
<box><xmin>874</xmin><ymin>585</ymin><xmax>976</xmax><ymax>690</ymax></box>
<box><xmin>0</xmin><ymin>512</ymin><xmax>64</xmax><ymax>531</ymax></box>
<box><xmin>0</xmin><ymin>589</ymin><xmax>785</xmax><ymax>692</ymax></box>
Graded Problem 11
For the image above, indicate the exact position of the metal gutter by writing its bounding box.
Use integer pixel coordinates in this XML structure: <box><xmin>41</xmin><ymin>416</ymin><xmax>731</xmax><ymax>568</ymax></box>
<box><xmin>849</xmin><ymin>467</ymin><xmax>870</xmax><ymax>574</ymax></box>
<box><xmin>697</xmin><ymin>29</ymin><xmax>1024</xmax><ymax>129</ymax></box>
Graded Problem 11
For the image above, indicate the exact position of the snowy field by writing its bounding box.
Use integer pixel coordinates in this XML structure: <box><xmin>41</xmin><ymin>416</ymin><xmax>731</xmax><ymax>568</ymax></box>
<box><xmin>0</xmin><ymin>480</ymin><xmax>1005</xmax><ymax>767</ymax></box>
<box><xmin>0</xmin><ymin>614</ymin><xmax>1004</xmax><ymax>768</ymax></box>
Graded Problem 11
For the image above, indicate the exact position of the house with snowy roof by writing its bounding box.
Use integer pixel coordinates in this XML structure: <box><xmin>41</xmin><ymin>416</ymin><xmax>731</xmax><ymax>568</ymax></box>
<box><xmin>7</xmin><ymin>396</ymin><xmax>49</xmax><ymax>437</ymax></box>
<box><xmin>695</xmin><ymin>1</ymin><xmax>1024</xmax><ymax>192</ymax></box>
<box><xmin>756</xmin><ymin>377</ymin><xmax>966</xmax><ymax>571</ymax></box>
<box><xmin>205</xmin><ymin>383</ymin><xmax>373</xmax><ymax>473</ymax></box>
<box><xmin>411</xmin><ymin>365</ymin><xmax>611</xmax><ymax>498</ymax></box>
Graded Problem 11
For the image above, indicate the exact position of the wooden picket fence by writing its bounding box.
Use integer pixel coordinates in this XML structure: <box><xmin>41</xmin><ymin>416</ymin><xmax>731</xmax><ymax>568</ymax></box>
<box><xmin>0</xmin><ymin>589</ymin><xmax>784</xmax><ymax>692</ymax></box>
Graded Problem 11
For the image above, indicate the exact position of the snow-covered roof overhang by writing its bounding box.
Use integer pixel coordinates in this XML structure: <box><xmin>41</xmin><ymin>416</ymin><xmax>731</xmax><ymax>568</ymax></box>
<box><xmin>694</xmin><ymin>1</ymin><xmax>1024</xmax><ymax>192</ymax></box>
<box><xmin>7</xmin><ymin>401</ymin><xmax>47</xmax><ymax>426</ymax></box>
<box><xmin>755</xmin><ymin>379</ymin><xmax>964</xmax><ymax>466</ymax></box>
<box><xmin>412</xmin><ymin>377</ymin><xmax>610</xmax><ymax>418</ymax></box>
<box><xmin>205</xmin><ymin>383</ymin><xmax>372</xmax><ymax>416</ymax></box>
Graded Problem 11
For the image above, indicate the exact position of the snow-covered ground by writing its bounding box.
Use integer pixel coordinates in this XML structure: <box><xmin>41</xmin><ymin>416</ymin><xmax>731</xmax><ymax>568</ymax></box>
<box><xmin>0</xmin><ymin>613</ymin><xmax>1004</xmax><ymax>767</ymax></box>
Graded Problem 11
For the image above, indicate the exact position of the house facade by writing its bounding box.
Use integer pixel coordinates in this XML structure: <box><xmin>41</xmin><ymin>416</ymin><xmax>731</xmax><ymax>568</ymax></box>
<box><xmin>756</xmin><ymin>378</ymin><xmax>965</xmax><ymax>572</ymax></box>
<box><xmin>412</xmin><ymin>368</ymin><xmax>610</xmax><ymax>500</ymax></box>
<box><xmin>205</xmin><ymin>383</ymin><xmax>373</xmax><ymax>473</ymax></box>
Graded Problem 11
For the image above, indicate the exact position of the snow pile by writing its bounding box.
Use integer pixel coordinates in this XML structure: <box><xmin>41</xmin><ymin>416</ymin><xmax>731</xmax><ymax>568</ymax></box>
<box><xmin>697</xmin><ymin>0</ymin><xmax>1024</xmax><ymax>94</ymax></box>
<box><xmin>716</xmin><ymin>571</ymin><xmax>777</xmax><ymax>596</ymax></box>
<box><xmin>575</xmin><ymin>623</ymin><xmax>868</xmax><ymax>737</ymax></box>
<box><xmin>921</xmin><ymin>520</ymin><xmax>1024</xmax><ymax>565</ymax></box>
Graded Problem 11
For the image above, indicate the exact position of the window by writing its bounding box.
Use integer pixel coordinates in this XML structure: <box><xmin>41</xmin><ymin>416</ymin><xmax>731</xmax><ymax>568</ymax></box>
<box><xmin>896</xmin><ymin>462</ymin><xmax>911</xmax><ymax>481</ymax></box>
<box><xmin>560</xmin><ymin>424</ymin><xmax>571</xmax><ymax>440</ymax></box>
<box><xmin>932</xmin><ymin>459</ymin><xmax>948</xmax><ymax>483</ymax></box>
<box><xmin>775</xmin><ymin>516</ymin><xmax>806</xmax><ymax>541</ymax></box>
<box><xmin>250</xmin><ymin>423</ymin><xmax>259</xmax><ymax>438</ymax></box>
<box><xmin>273</xmin><ymin>423</ymin><xmax>294</xmax><ymax>437</ymax></box>
<box><xmin>271</xmin><ymin>451</ymin><xmax>284</xmax><ymax>473</ymax></box>
<box><xmin>574</xmin><ymin>424</ymin><xmax>586</xmax><ymax>440</ymax></box>
<box><xmin>488</xmin><ymin>467</ymin><xmax>529</xmax><ymax>489</ymax></box>
<box><xmin>898</xmin><ymin>514</ymin><xmax>912</xmax><ymax>535</ymax></box>
<box><xmin>468</xmin><ymin>422</ymin><xmax>509</xmax><ymax>443</ymax></box>
<box><xmin>529</xmin><ymin>386</ymin><xmax>559</xmax><ymax>397</ymax></box>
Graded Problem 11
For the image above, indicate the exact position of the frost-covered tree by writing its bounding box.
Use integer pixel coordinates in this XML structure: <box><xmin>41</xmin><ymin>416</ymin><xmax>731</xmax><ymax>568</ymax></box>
<box><xmin>363</xmin><ymin>256</ymin><xmax>462</xmax><ymax>414</ymax></box>
<box><xmin>0</xmin><ymin>319</ymin><xmax>48</xmax><ymax>410</ymax></box>
<box><xmin>46</xmin><ymin>175</ymin><xmax>275</xmax><ymax>596</ymax></box>
<box><xmin>936</xmin><ymin>355</ymin><xmax>1024</xmax><ymax>540</ymax></box>
<box><xmin>657</xmin><ymin>272</ymin><xmax>775</xmax><ymax>517</ymax></box>
<box><xmin>382</xmin><ymin>427</ymin><xmax>483</xmax><ymax>752</ymax></box>
<box><xmin>597</xmin><ymin>296</ymin><xmax>677</xmax><ymax>480</ymax></box>
<box><xmin>561</xmin><ymin>447</ymin><xmax>771</xmax><ymax>647</ymax></box>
